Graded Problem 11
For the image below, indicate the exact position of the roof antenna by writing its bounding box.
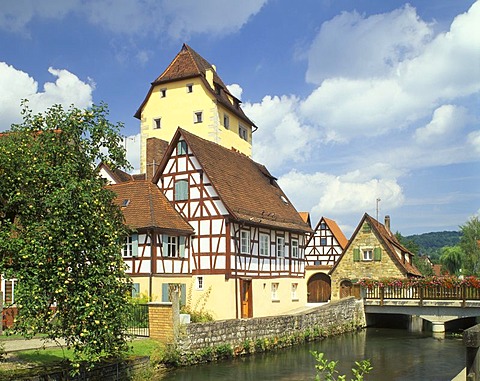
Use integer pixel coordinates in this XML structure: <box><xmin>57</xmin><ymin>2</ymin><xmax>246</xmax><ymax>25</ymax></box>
<box><xmin>376</xmin><ymin>198</ymin><xmax>381</xmax><ymax>223</ymax></box>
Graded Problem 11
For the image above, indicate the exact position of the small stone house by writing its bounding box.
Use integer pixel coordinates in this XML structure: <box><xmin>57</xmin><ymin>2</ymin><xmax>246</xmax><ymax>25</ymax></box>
<box><xmin>329</xmin><ymin>213</ymin><xmax>422</xmax><ymax>300</ymax></box>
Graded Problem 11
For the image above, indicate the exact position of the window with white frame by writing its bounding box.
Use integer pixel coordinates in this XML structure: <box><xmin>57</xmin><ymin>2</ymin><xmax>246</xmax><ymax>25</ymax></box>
<box><xmin>194</xmin><ymin>111</ymin><xmax>203</xmax><ymax>123</ymax></box>
<box><xmin>276</xmin><ymin>236</ymin><xmax>285</xmax><ymax>257</ymax></box>
<box><xmin>122</xmin><ymin>234</ymin><xmax>138</xmax><ymax>257</ymax></box>
<box><xmin>224</xmin><ymin>114</ymin><xmax>230</xmax><ymax>129</ymax></box>
<box><xmin>186</xmin><ymin>83</ymin><xmax>193</xmax><ymax>93</ymax></box>
<box><xmin>239</xmin><ymin>125</ymin><xmax>248</xmax><ymax>141</ymax></box>
<box><xmin>196</xmin><ymin>276</ymin><xmax>204</xmax><ymax>291</ymax></box>
<box><xmin>291</xmin><ymin>283</ymin><xmax>298</xmax><ymax>301</ymax></box>
<box><xmin>271</xmin><ymin>283</ymin><xmax>279</xmax><ymax>301</ymax></box>
<box><xmin>3</xmin><ymin>279</ymin><xmax>17</xmax><ymax>304</ymax></box>
<box><xmin>167</xmin><ymin>236</ymin><xmax>178</xmax><ymax>257</ymax></box>
<box><xmin>175</xmin><ymin>179</ymin><xmax>189</xmax><ymax>201</ymax></box>
<box><xmin>259</xmin><ymin>233</ymin><xmax>270</xmax><ymax>256</ymax></box>
<box><xmin>291</xmin><ymin>239</ymin><xmax>299</xmax><ymax>258</ymax></box>
<box><xmin>153</xmin><ymin>117</ymin><xmax>161</xmax><ymax>129</ymax></box>
<box><xmin>160</xmin><ymin>88</ymin><xmax>167</xmax><ymax>97</ymax></box>
<box><xmin>240</xmin><ymin>230</ymin><xmax>250</xmax><ymax>254</ymax></box>
<box><xmin>363</xmin><ymin>249</ymin><xmax>373</xmax><ymax>261</ymax></box>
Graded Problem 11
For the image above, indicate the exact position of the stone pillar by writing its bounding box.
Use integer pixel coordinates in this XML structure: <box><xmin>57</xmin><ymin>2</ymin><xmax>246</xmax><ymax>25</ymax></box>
<box><xmin>463</xmin><ymin>324</ymin><xmax>480</xmax><ymax>381</ymax></box>
<box><xmin>148</xmin><ymin>302</ymin><xmax>175</xmax><ymax>343</ymax></box>
<box><xmin>431</xmin><ymin>321</ymin><xmax>445</xmax><ymax>333</ymax></box>
<box><xmin>409</xmin><ymin>315</ymin><xmax>423</xmax><ymax>332</ymax></box>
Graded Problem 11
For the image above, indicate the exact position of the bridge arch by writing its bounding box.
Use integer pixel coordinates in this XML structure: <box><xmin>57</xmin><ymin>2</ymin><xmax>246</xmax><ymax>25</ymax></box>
<box><xmin>307</xmin><ymin>273</ymin><xmax>331</xmax><ymax>303</ymax></box>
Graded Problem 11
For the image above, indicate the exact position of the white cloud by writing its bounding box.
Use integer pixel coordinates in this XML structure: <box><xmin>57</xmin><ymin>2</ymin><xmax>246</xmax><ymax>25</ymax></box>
<box><xmin>124</xmin><ymin>133</ymin><xmax>141</xmax><ymax>173</ymax></box>
<box><xmin>0</xmin><ymin>63</ymin><xmax>94</xmax><ymax>131</ymax></box>
<box><xmin>298</xmin><ymin>1</ymin><xmax>480</xmax><ymax>143</ymax></box>
<box><xmin>278</xmin><ymin>170</ymin><xmax>404</xmax><ymax>221</ymax></box>
<box><xmin>414</xmin><ymin>105</ymin><xmax>468</xmax><ymax>144</ymax></box>
<box><xmin>245</xmin><ymin>95</ymin><xmax>317</xmax><ymax>171</ymax></box>
<box><xmin>306</xmin><ymin>5</ymin><xmax>433</xmax><ymax>83</ymax></box>
<box><xmin>0</xmin><ymin>0</ymin><xmax>268</xmax><ymax>40</ymax></box>
<box><xmin>227</xmin><ymin>84</ymin><xmax>243</xmax><ymax>100</ymax></box>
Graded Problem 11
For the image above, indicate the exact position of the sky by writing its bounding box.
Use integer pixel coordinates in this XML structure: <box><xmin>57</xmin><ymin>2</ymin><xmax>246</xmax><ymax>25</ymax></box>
<box><xmin>1</xmin><ymin>0</ymin><xmax>479</xmax><ymax>237</ymax></box>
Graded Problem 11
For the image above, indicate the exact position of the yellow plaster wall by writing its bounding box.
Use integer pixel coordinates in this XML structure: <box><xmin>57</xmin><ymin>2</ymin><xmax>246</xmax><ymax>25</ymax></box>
<box><xmin>131</xmin><ymin>274</ymin><xmax>307</xmax><ymax>320</ymax></box>
<box><xmin>139</xmin><ymin>78</ymin><xmax>252</xmax><ymax>172</ymax></box>
<box><xmin>330</xmin><ymin>223</ymin><xmax>405</xmax><ymax>300</ymax></box>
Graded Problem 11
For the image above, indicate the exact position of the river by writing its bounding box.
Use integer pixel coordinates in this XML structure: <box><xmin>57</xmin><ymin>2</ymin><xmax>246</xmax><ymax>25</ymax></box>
<box><xmin>159</xmin><ymin>328</ymin><xmax>465</xmax><ymax>381</ymax></box>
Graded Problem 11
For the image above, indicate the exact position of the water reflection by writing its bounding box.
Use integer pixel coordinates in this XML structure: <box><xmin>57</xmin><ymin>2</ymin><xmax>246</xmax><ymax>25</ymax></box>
<box><xmin>159</xmin><ymin>328</ymin><xmax>464</xmax><ymax>381</ymax></box>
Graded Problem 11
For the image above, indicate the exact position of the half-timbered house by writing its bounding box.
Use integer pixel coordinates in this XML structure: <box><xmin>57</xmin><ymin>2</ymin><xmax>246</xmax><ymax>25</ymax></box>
<box><xmin>108</xmin><ymin>180</ymin><xmax>194</xmax><ymax>303</ymax></box>
<box><xmin>305</xmin><ymin>217</ymin><xmax>348</xmax><ymax>303</ymax></box>
<box><xmin>150</xmin><ymin>128</ymin><xmax>312</xmax><ymax>319</ymax></box>
<box><xmin>329</xmin><ymin>213</ymin><xmax>422</xmax><ymax>300</ymax></box>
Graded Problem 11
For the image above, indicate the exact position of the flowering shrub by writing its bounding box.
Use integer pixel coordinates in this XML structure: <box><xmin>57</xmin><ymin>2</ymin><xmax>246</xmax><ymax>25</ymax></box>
<box><xmin>357</xmin><ymin>276</ymin><xmax>480</xmax><ymax>289</ymax></box>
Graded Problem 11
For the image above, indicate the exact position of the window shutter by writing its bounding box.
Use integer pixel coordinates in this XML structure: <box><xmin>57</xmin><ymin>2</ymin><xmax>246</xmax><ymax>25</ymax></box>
<box><xmin>179</xmin><ymin>236</ymin><xmax>186</xmax><ymax>258</ymax></box>
<box><xmin>180</xmin><ymin>284</ymin><xmax>186</xmax><ymax>307</ymax></box>
<box><xmin>353</xmin><ymin>248</ymin><xmax>360</xmax><ymax>262</ymax></box>
<box><xmin>162</xmin><ymin>235</ymin><xmax>168</xmax><ymax>257</ymax></box>
<box><xmin>161</xmin><ymin>283</ymin><xmax>169</xmax><ymax>302</ymax></box>
<box><xmin>374</xmin><ymin>247</ymin><xmax>382</xmax><ymax>261</ymax></box>
<box><xmin>132</xmin><ymin>234</ymin><xmax>139</xmax><ymax>257</ymax></box>
<box><xmin>175</xmin><ymin>180</ymin><xmax>188</xmax><ymax>201</ymax></box>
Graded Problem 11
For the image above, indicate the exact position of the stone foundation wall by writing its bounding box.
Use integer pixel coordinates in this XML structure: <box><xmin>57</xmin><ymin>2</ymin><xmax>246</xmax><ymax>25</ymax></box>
<box><xmin>176</xmin><ymin>297</ymin><xmax>365</xmax><ymax>355</ymax></box>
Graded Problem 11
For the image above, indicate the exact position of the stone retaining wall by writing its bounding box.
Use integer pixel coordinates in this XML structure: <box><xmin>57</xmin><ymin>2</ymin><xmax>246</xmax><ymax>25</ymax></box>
<box><xmin>176</xmin><ymin>297</ymin><xmax>365</xmax><ymax>356</ymax></box>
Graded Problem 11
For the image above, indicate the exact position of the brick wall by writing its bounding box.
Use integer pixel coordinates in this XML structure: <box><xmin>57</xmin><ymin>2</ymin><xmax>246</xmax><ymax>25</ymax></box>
<box><xmin>149</xmin><ymin>302</ymin><xmax>175</xmax><ymax>342</ymax></box>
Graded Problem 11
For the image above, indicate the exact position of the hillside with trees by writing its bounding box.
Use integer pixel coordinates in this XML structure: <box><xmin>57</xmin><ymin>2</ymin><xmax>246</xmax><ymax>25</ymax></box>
<box><xmin>405</xmin><ymin>231</ymin><xmax>462</xmax><ymax>261</ymax></box>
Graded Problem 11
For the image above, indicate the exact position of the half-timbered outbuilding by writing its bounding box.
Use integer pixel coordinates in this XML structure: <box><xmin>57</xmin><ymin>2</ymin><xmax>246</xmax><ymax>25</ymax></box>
<box><xmin>150</xmin><ymin>128</ymin><xmax>312</xmax><ymax>319</ymax></box>
<box><xmin>305</xmin><ymin>217</ymin><xmax>348</xmax><ymax>303</ymax></box>
<box><xmin>108</xmin><ymin>180</ymin><xmax>194</xmax><ymax>303</ymax></box>
<box><xmin>329</xmin><ymin>213</ymin><xmax>421</xmax><ymax>300</ymax></box>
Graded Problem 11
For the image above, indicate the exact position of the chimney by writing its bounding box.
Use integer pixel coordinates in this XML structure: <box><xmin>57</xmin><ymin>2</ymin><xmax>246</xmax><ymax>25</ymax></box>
<box><xmin>384</xmin><ymin>215</ymin><xmax>391</xmax><ymax>233</ymax></box>
<box><xmin>146</xmin><ymin>137</ymin><xmax>169</xmax><ymax>181</ymax></box>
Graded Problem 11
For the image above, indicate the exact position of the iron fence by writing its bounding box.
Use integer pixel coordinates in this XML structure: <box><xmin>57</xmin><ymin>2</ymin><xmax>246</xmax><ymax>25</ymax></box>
<box><xmin>127</xmin><ymin>304</ymin><xmax>149</xmax><ymax>337</ymax></box>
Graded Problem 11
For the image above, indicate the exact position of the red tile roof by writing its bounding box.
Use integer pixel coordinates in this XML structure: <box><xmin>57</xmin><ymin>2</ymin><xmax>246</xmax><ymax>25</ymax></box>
<box><xmin>108</xmin><ymin>180</ymin><xmax>193</xmax><ymax>234</ymax></box>
<box><xmin>134</xmin><ymin>44</ymin><xmax>256</xmax><ymax>129</ymax></box>
<box><xmin>330</xmin><ymin>213</ymin><xmax>422</xmax><ymax>277</ymax></box>
<box><xmin>155</xmin><ymin>129</ymin><xmax>312</xmax><ymax>234</ymax></box>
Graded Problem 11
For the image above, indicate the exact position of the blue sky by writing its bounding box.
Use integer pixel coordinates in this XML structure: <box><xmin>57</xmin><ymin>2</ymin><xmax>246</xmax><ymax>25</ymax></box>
<box><xmin>1</xmin><ymin>0</ymin><xmax>479</xmax><ymax>237</ymax></box>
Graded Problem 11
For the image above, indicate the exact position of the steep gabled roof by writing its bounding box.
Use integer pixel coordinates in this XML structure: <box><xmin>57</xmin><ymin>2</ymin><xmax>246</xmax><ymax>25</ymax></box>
<box><xmin>108</xmin><ymin>180</ymin><xmax>193</xmax><ymax>234</ymax></box>
<box><xmin>154</xmin><ymin>128</ymin><xmax>312</xmax><ymax>233</ymax></box>
<box><xmin>330</xmin><ymin>213</ymin><xmax>422</xmax><ymax>277</ymax></box>
<box><xmin>134</xmin><ymin>44</ymin><xmax>256</xmax><ymax>129</ymax></box>
<box><xmin>323</xmin><ymin>217</ymin><xmax>348</xmax><ymax>249</ymax></box>
<box><xmin>299</xmin><ymin>212</ymin><xmax>311</xmax><ymax>227</ymax></box>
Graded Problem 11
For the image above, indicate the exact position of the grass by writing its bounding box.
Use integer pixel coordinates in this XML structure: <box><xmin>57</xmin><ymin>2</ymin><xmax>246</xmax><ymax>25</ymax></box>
<box><xmin>0</xmin><ymin>338</ymin><xmax>161</xmax><ymax>378</ymax></box>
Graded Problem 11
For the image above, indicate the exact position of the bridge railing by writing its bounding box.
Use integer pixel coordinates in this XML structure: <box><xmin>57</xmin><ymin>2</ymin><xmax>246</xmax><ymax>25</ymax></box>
<box><xmin>363</xmin><ymin>284</ymin><xmax>480</xmax><ymax>305</ymax></box>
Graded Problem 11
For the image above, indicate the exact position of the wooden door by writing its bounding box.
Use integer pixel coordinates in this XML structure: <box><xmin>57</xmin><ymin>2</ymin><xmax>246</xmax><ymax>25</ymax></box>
<box><xmin>340</xmin><ymin>280</ymin><xmax>353</xmax><ymax>298</ymax></box>
<box><xmin>240</xmin><ymin>279</ymin><xmax>253</xmax><ymax>318</ymax></box>
<box><xmin>307</xmin><ymin>273</ymin><xmax>331</xmax><ymax>302</ymax></box>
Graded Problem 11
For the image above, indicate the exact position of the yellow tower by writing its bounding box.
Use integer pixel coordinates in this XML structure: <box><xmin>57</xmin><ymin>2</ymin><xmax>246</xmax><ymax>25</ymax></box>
<box><xmin>135</xmin><ymin>44</ymin><xmax>257</xmax><ymax>173</ymax></box>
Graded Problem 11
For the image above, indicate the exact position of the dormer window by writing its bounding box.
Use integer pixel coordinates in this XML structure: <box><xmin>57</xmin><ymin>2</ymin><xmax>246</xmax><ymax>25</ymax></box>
<box><xmin>186</xmin><ymin>84</ymin><xmax>193</xmax><ymax>93</ymax></box>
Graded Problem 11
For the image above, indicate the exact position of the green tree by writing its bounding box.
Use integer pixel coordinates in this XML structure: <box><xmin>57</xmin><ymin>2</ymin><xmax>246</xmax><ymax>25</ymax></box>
<box><xmin>459</xmin><ymin>216</ymin><xmax>480</xmax><ymax>276</ymax></box>
<box><xmin>0</xmin><ymin>102</ymin><xmax>132</xmax><ymax>368</ymax></box>
<box><xmin>439</xmin><ymin>246</ymin><xmax>463</xmax><ymax>275</ymax></box>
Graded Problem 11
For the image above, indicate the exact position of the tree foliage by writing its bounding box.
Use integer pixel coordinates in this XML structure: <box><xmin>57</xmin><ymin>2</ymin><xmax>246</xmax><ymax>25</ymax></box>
<box><xmin>439</xmin><ymin>246</ymin><xmax>463</xmax><ymax>276</ymax></box>
<box><xmin>459</xmin><ymin>216</ymin><xmax>480</xmax><ymax>276</ymax></box>
<box><xmin>0</xmin><ymin>102</ymin><xmax>132</xmax><ymax>367</ymax></box>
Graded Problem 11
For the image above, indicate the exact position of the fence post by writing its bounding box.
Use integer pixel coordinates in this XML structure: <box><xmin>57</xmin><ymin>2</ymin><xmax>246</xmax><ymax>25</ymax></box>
<box><xmin>463</xmin><ymin>324</ymin><xmax>480</xmax><ymax>381</ymax></box>
<box><xmin>419</xmin><ymin>287</ymin><xmax>423</xmax><ymax>307</ymax></box>
<box><xmin>463</xmin><ymin>284</ymin><xmax>467</xmax><ymax>308</ymax></box>
<box><xmin>380</xmin><ymin>287</ymin><xmax>384</xmax><ymax>306</ymax></box>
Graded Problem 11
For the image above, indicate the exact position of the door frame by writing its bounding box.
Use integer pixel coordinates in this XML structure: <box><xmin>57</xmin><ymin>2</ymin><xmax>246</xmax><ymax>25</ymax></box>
<box><xmin>239</xmin><ymin>278</ymin><xmax>253</xmax><ymax>318</ymax></box>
